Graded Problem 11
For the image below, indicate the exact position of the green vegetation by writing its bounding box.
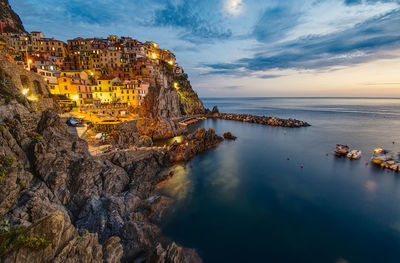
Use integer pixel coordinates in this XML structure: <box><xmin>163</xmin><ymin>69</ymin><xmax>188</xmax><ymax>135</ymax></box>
<box><xmin>0</xmin><ymin>220</ymin><xmax>52</xmax><ymax>256</ymax></box>
<box><xmin>75</xmin><ymin>229</ymin><xmax>89</xmax><ymax>240</ymax></box>
<box><xmin>0</xmin><ymin>156</ymin><xmax>14</xmax><ymax>182</ymax></box>
<box><xmin>27</xmin><ymin>132</ymin><xmax>43</xmax><ymax>142</ymax></box>
<box><xmin>0</xmin><ymin>83</ymin><xmax>27</xmax><ymax>106</ymax></box>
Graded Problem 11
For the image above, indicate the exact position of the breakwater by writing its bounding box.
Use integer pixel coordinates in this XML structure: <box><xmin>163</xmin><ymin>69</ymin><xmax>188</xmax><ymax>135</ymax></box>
<box><xmin>207</xmin><ymin>112</ymin><xmax>310</xmax><ymax>128</ymax></box>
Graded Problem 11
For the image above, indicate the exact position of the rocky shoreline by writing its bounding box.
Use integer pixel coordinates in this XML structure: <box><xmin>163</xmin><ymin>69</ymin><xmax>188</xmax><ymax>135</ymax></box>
<box><xmin>0</xmin><ymin>99</ymin><xmax>223</xmax><ymax>262</ymax></box>
<box><xmin>206</xmin><ymin>106</ymin><xmax>310</xmax><ymax>128</ymax></box>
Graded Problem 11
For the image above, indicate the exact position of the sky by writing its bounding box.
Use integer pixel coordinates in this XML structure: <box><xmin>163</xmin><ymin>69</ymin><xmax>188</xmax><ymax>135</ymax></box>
<box><xmin>10</xmin><ymin>0</ymin><xmax>400</xmax><ymax>97</ymax></box>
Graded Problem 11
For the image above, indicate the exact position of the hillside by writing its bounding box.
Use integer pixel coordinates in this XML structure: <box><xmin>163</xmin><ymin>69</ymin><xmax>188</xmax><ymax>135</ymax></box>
<box><xmin>0</xmin><ymin>0</ymin><xmax>25</xmax><ymax>33</ymax></box>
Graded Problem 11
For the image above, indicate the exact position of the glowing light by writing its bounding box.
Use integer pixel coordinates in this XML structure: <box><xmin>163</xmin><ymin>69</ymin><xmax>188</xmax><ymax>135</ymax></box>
<box><xmin>174</xmin><ymin>82</ymin><xmax>178</xmax><ymax>89</ymax></box>
<box><xmin>22</xmin><ymin>89</ymin><xmax>29</xmax><ymax>95</ymax></box>
<box><xmin>73</xmin><ymin>95</ymin><xmax>79</xmax><ymax>100</ymax></box>
<box><xmin>168</xmin><ymin>60</ymin><xmax>174</xmax><ymax>65</ymax></box>
<box><xmin>374</xmin><ymin>148</ymin><xmax>383</xmax><ymax>153</ymax></box>
<box><xmin>225</xmin><ymin>0</ymin><xmax>244</xmax><ymax>16</ymax></box>
<box><xmin>28</xmin><ymin>59</ymin><xmax>32</xmax><ymax>63</ymax></box>
<box><xmin>152</xmin><ymin>53</ymin><xmax>157</xmax><ymax>59</ymax></box>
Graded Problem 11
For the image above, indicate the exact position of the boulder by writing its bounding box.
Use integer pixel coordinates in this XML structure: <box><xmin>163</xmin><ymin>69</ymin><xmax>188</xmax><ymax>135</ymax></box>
<box><xmin>223</xmin><ymin>132</ymin><xmax>237</xmax><ymax>140</ymax></box>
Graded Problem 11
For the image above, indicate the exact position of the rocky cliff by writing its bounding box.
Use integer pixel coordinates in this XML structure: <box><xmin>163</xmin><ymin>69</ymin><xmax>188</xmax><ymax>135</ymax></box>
<box><xmin>0</xmin><ymin>0</ymin><xmax>26</xmax><ymax>33</ymax></box>
<box><xmin>142</xmin><ymin>61</ymin><xmax>204</xmax><ymax>119</ymax></box>
<box><xmin>0</xmin><ymin>63</ymin><xmax>208</xmax><ymax>262</ymax></box>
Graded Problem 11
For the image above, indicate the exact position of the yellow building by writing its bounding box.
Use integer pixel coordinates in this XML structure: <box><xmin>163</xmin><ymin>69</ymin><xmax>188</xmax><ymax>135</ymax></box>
<box><xmin>57</xmin><ymin>75</ymin><xmax>93</xmax><ymax>105</ymax></box>
<box><xmin>117</xmin><ymin>82</ymin><xmax>137</xmax><ymax>106</ymax></box>
<box><xmin>48</xmin><ymin>83</ymin><xmax>60</xmax><ymax>95</ymax></box>
<box><xmin>92</xmin><ymin>76</ymin><xmax>119</xmax><ymax>103</ymax></box>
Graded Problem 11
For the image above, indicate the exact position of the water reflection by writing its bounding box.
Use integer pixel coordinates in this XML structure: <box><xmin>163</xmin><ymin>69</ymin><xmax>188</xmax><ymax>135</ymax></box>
<box><xmin>153</xmin><ymin>135</ymin><xmax>185</xmax><ymax>146</ymax></box>
<box><xmin>365</xmin><ymin>180</ymin><xmax>377</xmax><ymax>192</ymax></box>
<box><xmin>205</xmin><ymin>143</ymin><xmax>240</xmax><ymax>201</ymax></box>
<box><xmin>158</xmin><ymin>165</ymin><xmax>193</xmax><ymax>201</ymax></box>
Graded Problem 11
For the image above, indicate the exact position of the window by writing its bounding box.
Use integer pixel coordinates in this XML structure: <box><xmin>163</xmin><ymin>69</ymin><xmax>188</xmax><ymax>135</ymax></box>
<box><xmin>64</xmin><ymin>86</ymin><xmax>67</xmax><ymax>90</ymax></box>
<box><xmin>127</xmin><ymin>96</ymin><xmax>129</xmax><ymax>99</ymax></box>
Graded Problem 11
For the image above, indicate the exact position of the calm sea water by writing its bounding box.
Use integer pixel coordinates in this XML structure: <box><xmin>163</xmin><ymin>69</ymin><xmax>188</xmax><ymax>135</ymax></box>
<box><xmin>158</xmin><ymin>98</ymin><xmax>400</xmax><ymax>263</ymax></box>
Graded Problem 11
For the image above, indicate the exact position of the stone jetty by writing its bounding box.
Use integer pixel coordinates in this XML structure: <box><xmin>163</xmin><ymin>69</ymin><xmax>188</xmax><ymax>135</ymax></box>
<box><xmin>206</xmin><ymin>106</ymin><xmax>310</xmax><ymax>128</ymax></box>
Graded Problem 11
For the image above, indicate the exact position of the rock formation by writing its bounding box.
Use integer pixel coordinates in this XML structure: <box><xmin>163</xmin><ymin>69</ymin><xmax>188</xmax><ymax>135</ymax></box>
<box><xmin>167</xmin><ymin>128</ymin><xmax>223</xmax><ymax>164</ymax></box>
<box><xmin>208</xmin><ymin>111</ymin><xmax>311</xmax><ymax>128</ymax></box>
<box><xmin>0</xmin><ymin>0</ymin><xmax>26</xmax><ymax>33</ymax></box>
<box><xmin>137</xmin><ymin>117</ymin><xmax>187</xmax><ymax>140</ymax></box>
<box><xmin>141</xmin><ymin>62</ymin><xmax>204</xmax><ymax>119</ymax></box>
<box><xmin>0</xmin><ymin>70</ymin><xmax>204</xmax><ymax>262</ymax></box>
<box><xmin>223</xmin><ymin>132</ymin><xmax>237</xmax><ymax>140</ymax></box>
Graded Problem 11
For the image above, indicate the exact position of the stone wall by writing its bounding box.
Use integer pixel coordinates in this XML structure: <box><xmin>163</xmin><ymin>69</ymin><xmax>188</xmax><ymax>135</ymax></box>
<box><xmin>0</xmin><ymin>53</ymin><xmax>49</xmax><ymax>96</ymax></box>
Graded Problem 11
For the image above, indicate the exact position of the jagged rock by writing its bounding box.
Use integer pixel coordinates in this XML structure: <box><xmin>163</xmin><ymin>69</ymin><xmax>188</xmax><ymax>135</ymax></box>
<box><xmin>111</xmin><ymin>120</ymin><xmax>139</xmax><ymax>148</ymax></box>
<box><xmin>211</xmin><ymin>106</ymin><xmax>219</xmax><ymax>114</ymax></box>
<box><xmin>223</xmin><ymin>132</ymin><xmax>237</xmax><ymax>140</ymax></box>
<box><xmin>207</xmin><ymin>112</ymin><xmax>310</xmax><ymax>128</ymax></box>
<box><xmin>53</xmin><ymin>233</ymin><xmax>104</xmax><ymax>263</ymax></box>
<box><xmin>103</xmin><ymin>236</ymin><xmax>124</xmax><ymax>263</ymax></box>
<box><xmin>148</xmin><ymin>242</ymin><xmax>203</xmax><ymax>263</ymax></box>
<box><xmin>138</xmin><ymin>135</ymin><xmax>153</xmax><ymax>147</ymax></box>
<box><xmin>167</xmin><ymin>128</ymin><xmax>223</xmax><ymax>164</ymax></box>
<box><xmin>0</xmin><ymin>62</ymin><xmax>208</xmax><ymax>262</ymax></box>
<box><xmin>1</xmin><ymin>211</ymin><xmax>77</xmax><ymax>263</ymax></box>
<box><xmin>137</xmin><ymin>117</ymin><xmax>187</xmax><ymax>140</ymax></box>
<box><xmin>141</xmin><ymin>63</ymin><xmax>204</xmax><ymax>119</ymax></box>
<box><xmin>0</xmin><ymin>0</ymin><xmax>26</xmax><ymax>33</ymax></box>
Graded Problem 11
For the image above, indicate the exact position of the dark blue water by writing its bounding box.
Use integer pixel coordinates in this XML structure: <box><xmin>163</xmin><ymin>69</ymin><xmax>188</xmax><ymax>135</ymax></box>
<box><xmin>159</xmin><ymin>98</ymin><xmax>400</xmax><ymax>263</ymax></box>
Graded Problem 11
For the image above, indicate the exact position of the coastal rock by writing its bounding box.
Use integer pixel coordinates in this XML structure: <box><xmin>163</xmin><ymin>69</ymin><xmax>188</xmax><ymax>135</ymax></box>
<box><xmin>211</xmin><ymin>106</ymin><xmax>219</xmax><ymax>114</ymax></box>
<box><xmin>207</xmin><ymin>112</ymin><xmax>310</xmax><ymax>128</ymax></box>
<box><xmin>167</xmin><ymin>128</ymin><xmax>223</xmax><ymax>164</ymax></box>
<box><xmin>141</xmin><ymin>63</ymin><xmax>204</xmax><ymax>119</ymax></box>
<box><xmin>1</xmin><ymin>210</ymin><xmax>77</xmax><ymax>263</ymax></box>
<box><xmin>0</xmin><ymin>56</ymin><xmax>208</xmax><ymax>263</ymax></box>
<box><xmin>110</xmin><ymin>120</ymin><xmax>139</xmax><ymax>148</ymax></box>
<box><xmin>148</xmin><ymin>242</ymin><xmax>203</xmax><ymax>263</ymax></box>
<box><xmin>223</xmin><ymin>132</ymin><xmax>237</xmax><ymax>140</ymax></box>
<box><xmin>138</xmin><ymin>135</ymin><xmax>153</xmax><ymax>147</ymax></box>
<box><xmin>137</xmin><ymin>117</ymin><xmax>187</xmax><ymax>140</ymax></box>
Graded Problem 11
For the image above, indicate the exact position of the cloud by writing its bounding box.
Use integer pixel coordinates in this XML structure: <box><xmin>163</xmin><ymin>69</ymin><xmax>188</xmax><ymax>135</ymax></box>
<box><xmin>252</xmin><ymin>6</ymin><xmax>300</xmax><ymax>41</ymax></box>
<box><xmin>152</xmin><ymin>0</ymin><xmax>232</xmax><ymax>42</ymax></box>
<box><xmin>206</xmin><ymin>8</ymin><xmax>400</xmax><ymax>73</ymax></box>
<box><xmin>345</xmin><ymin>0</ymin><xmax>363</xmax><ymax>5</ymax></box>
<box><xmin>223</xmin><ymin>85</ymin><xmax>242</xmax><ymax>89</ymax></box>
<box><xmin>257</xmin><ymin>74</ymin><xmax>282</xmax><ymax>79</ymax></box>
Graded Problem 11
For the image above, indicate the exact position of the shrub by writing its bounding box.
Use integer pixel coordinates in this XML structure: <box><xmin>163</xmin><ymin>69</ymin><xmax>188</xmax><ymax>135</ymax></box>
<box><xmin>27</xmin><ymin>132</ymin><xmax>43</xmax><ymax>142</ymax></box>
<box><xmin>0</xmin><ymin>220</ymin><xmax>52</xmax><ymax>256</ymax></box>
<box><xmin>0</xmin><ymin>156</ymin><xmax>14</xmax><ymax>182</ymax></box>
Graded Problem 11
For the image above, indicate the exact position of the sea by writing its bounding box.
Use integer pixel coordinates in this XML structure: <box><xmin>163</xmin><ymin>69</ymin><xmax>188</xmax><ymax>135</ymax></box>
<box><xmin>158</xmin><ymin>98</ymin><xmax>400</xmax><ymax>263</ymax></box>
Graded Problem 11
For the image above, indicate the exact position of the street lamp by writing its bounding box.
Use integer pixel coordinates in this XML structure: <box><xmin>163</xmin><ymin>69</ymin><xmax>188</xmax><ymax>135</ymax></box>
<box><xmin>22</xmin><ymin>89</ymin><xmax>29</xmax><ymax>95</ymax></box>
<box><xmin>27</xmin><ymin>59</ymin><xmax>32</xmax><ymax>71</ymax></box>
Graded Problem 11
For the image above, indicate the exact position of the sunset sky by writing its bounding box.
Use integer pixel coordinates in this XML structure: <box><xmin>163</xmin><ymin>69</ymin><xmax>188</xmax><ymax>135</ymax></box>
<box><xmin>10</xmin><ymin>0</ymin><xmax>400</xmax><ymax>97</ymax></box>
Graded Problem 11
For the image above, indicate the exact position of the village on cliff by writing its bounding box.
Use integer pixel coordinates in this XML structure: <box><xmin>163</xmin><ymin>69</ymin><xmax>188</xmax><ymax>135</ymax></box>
<box><xmin>0</xmin><ymin>25</ymin><xmax>185</xmax><ymax>121</ymax></box>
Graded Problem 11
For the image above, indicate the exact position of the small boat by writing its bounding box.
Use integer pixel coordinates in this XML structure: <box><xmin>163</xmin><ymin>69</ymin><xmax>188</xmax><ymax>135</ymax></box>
<box><xmin>371</xmin><ymin>148</ymin><xmax>393</xmax><ymax>165</ymax></box>
<box><xmin>381</xmin><ymin>160</ymin><xmax>395</xmax><ymax>168</ymax></box>
<box><xmin>347</xmin><ymin>150</ymin><xmax>362</xmax><ymax>159</ymax></box>
<box><xmin>66</xmin><ymin>118</ymin><xmax>80</xmax><ymax>126</ymax></box>
<box><xmin>335</xmin><ymin>144</ymin><xmax>350</xmax><ymax>156</ymax></box>
<box><xmin>389</xmin><ymin>163</ymin><xmax>400</xmax><ymax>172</ymax></box>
